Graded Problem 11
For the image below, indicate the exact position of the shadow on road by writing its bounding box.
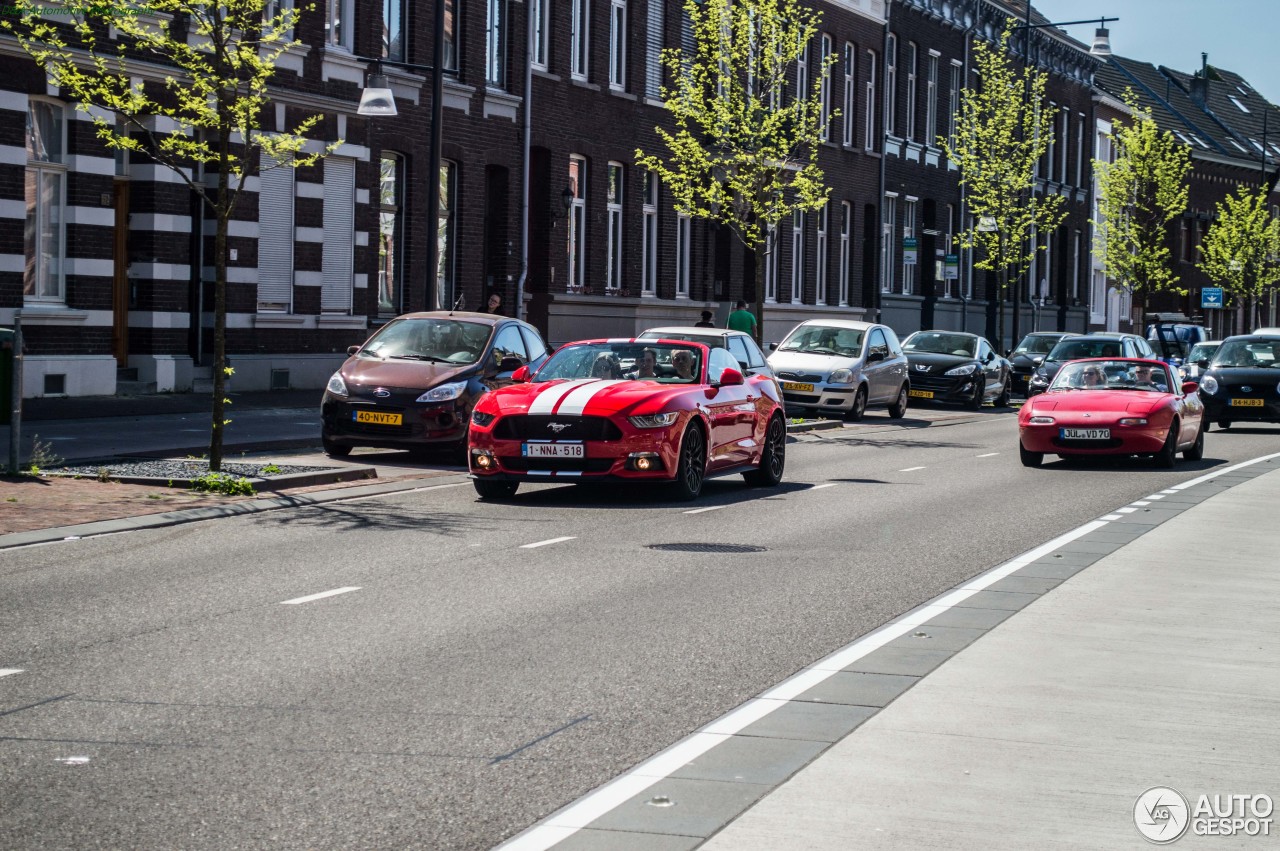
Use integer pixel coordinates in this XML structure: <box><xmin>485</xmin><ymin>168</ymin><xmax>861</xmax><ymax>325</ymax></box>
<box><xmin>249</xmin><ymin>500</ymin><xmax>483</xmax><ymax>534</ymax></box>
<box><xmin>492</xmin><ymin>479</ymin><xmax>816</xmax><ymax>511</ymax></box>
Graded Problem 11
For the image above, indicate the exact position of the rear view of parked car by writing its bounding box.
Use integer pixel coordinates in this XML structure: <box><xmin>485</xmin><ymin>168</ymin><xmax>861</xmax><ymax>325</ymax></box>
<box><xmin>766</xmin><ymin>320</ymin><xmax>910</xmax><ymax>420</ymax></box>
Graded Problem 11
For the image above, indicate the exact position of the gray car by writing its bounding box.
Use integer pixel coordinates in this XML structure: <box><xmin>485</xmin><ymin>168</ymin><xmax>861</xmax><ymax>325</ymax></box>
<box><xmin>766</xmin><ymin>319</ymin><xmax>910</xmax><ymax>421</ymax></box>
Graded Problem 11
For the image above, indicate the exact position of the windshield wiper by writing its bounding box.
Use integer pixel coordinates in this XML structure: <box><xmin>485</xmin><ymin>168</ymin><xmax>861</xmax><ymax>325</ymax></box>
<box><xmin>390</xmin><ymin>353</ymin><xmax>452</xmax><ymax>363</ymax></box>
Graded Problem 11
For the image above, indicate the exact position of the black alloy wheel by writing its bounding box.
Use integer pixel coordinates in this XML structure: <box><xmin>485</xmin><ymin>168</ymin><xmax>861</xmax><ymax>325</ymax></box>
<box><xmin>669</xmin><ymin>425</ymin><xmax>706</xmax><ymax>501</ymax></box>
<box><xmin>967</xmin><ymin>378</ymin><xmax>985</xmax><ymax>410</ymax></box>
<box><xmin>1019</xmin><ymin>442</ymin><xmax>1044</xmax><ymax>468</ymax></box>
<box><xmin>1183</xmin><ymin>422</ymin><xmax>1205</xmax><ymax>461</ymax></box>
<box><xmin>888</xmin><ymin>385</ymin><xmax>909</xmax><ymax>419</ymax></box>
<box><xmin>995</xmin><ymin>376</ymin><xmax>1011</xmax><ymax>408</ymax></box>
<box><xmin>845</xmin><ymin>387</ymin><xmax>868</xmax><ymax>422</ymax></box>
<box><xmin>473</xmin><ymin>478</ymin><xmax>518</xmax><ymax>499</ymax></box>
<box><xmin>1155</xmin><ymin>422</ymin><xmax>1180</xmax><ymax>468</ymax></box>
<box><xmin>322</xmin><ymin>435</ymin><xmax>352</xmax><ymax>458</ymax></box>
<box><xmin>744</xmin><ymin>415</ymin><xmax>786</xmax><ymax>487</ymax></box>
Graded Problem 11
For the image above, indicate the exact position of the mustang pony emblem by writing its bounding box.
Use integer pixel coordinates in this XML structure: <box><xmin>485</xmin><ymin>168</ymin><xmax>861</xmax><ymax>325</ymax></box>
<box><xmin>547</xmin><ymin>422</ymin><xmax>571</xmax><ymax>433</ymax></box>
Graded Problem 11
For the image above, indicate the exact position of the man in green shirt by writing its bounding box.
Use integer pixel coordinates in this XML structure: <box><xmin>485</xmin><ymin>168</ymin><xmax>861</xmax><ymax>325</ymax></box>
<box><xmin>727</xmin><ymin>300</ymin><xmax>757</xmax><ymax>335</ymax></box>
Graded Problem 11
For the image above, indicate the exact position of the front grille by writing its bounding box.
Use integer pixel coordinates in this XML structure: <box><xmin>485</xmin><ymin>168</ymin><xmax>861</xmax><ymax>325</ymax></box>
<box><xmin>502</xmin><ymin>457</ymin><xmax>616</xmax><ymax>473</ymax></box>
<box><xmin>782</xmin><ymin>393</ymin><xmax>822</xmax><ymax>405</ymax></box>
<box><xmin>495</xmin><ymin>415</ymin><xmax>623</xmax><ymax>441</ymax></box>
<box><xmin>776</xmin><ymin>371</ymin><xmax>823</xmax><ymax>382</ymax></box>
<box><xmin>908</xmin><ymin>374</ymin><xmax>962</xmax><ymax>392</ymax></box>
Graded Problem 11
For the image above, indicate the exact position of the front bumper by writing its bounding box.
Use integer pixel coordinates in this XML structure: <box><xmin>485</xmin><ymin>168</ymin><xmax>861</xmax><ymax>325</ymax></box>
<box><xmin>780</xmin><ymin>382</ymin><xmax>858</xmax><ymax>412</ymax></box>
<box><xmin>321</xmin><ymin>395</ymin><xmax>469</xmax><ymax>447</ymax></box>
<box><xmin>1199</xmin><ymin>392</ymin><xmax>1280</xmax><ymax>424</ymax></box>
<box><xmin>469</xmin><ymin>421</ymin><xmax>682</xmax><ymax>482</ymax></box>
<box><xmin>905</xmin><ymin>372</ymin><xmax>981</xmax><ymax>404</ymax></box>
<box><xmin>1019</xmin><ymin>423</ymin><xmax>1169</xmax><ymax>455</ymax></box>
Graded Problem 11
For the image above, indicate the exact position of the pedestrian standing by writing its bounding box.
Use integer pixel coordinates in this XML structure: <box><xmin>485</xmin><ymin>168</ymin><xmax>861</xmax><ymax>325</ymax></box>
<box><xmin>486</xmin><ymin>292</ymin><xmax>504</xmax><ymax>315</ymax></box>
<box><xmin>727</xmin><ymin>300</ymin><xmax>757</xmax><ymax>335</ymax></box>
<box><xmin>694</xmin><ymin>310</ymin><xmax>715</xmax><ymax>328</ymax></box>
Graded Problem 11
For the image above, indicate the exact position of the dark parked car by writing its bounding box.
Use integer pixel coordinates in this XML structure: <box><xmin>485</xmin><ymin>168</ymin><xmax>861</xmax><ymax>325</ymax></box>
<box><xmin>1179</xmin><ymin>340</ymin><xmax>1221</xmax><ymax>384</ymax></box>
<box><xmin>901</xmin><ymin>330</ymin><xmax>1011</xmax><ymax>409</ymax></box>
<box><xmin>1196</xmin><ymin>334</ymin><xmax>1280</xmax><ymax>430</ymax></box>
<box><xmin>321</xmin><ymin>311</ymin><xmax>551</xmax><ymax>458</ymax></box>
<box><xmin>1008</xmin><ymin>332</ymin><xmax>1074</xmax><ymax>396</ymax></box>
<box><xmin>1026</xmin><ymin>333</ymin><xmax>1156</xmax><ymax>397</ymax></box>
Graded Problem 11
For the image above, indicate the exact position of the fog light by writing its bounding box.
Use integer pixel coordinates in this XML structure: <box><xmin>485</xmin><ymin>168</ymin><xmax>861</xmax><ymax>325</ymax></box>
<box><xmin>636</xmin><ymin>456</ymin><xmax>652</xmax><ymax>471</ymax></box>
<box><xmin>472</xmin><ymin>450</ymin><xmax>495</xmax><ymax>469</ymax></box>
<box><xmin>627</xmin><ymin>451</ymin><xmax>661</xmax><ymax>471</ymax></box>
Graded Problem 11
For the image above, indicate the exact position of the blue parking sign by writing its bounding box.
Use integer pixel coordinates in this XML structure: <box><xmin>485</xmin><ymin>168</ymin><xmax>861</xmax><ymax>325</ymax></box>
<box><xmin>1201</xmin><ymin>287</ymin><xmax>1224</xmax><ymax>309</ymax></box>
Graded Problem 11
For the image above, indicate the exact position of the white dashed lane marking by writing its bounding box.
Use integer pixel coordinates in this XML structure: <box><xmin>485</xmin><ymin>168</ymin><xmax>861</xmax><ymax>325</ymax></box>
<box><xmin>808</xmin><ymin>483</ymin><xmax>837</xmax><ymax>491</ymax></box>
<box><xmin>520</xmin><ymin>537</ymin><xmax>577</xmax><ymax>549</ymax></box>
<box><xmin>0</xmin><ymin>669</ymin><xmax>23</xmax><ymax>678</ymax></box>
<box><xmin>976</xmin><ymin>453</ymin><xmax>999</xmax><ymax>458</ymax></box>
<box><xmin>280</xmin><ymin>587</ymin><xmax>361</xmax><ymax>605</ymax></box>
<box><xmin>683</xmin><ymin>506</ymin><xmax>725</xmax><ymax>515</ymax></box>
<box><xmin>899</xmin><ymin>466</ymin><xmax>926</xmax><ymax>472</ymax></box>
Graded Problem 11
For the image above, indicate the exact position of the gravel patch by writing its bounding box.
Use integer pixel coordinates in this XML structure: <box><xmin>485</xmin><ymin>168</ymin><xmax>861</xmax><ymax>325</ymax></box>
<box><xmin>52</xmin><ymin>459</ymin><xmax>332</xmax><ymax>479</ymax></box>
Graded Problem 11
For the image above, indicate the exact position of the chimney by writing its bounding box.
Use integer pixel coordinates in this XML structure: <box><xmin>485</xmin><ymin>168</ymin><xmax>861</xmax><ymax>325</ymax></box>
<box><xmin>1189</xmin><ymin>52</ymin><xmax>1209</xmax><ymax>105</ymax></box>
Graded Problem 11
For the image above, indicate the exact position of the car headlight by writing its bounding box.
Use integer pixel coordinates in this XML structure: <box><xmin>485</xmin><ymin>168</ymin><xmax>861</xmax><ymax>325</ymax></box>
<box><xmin>1030</xmin><ymin>370</ymin><xmax>1048</xmax><ymax>384</ymax></box>
<box><xmin>416</xmin><ymin>380</ymin><xmax>467</xmax><ymax>403</ymax></box>
<box><xmin>945</xmin><ymin>363</ymin><xmax>979</xmax><ymax>376</ymax></box>
<box><xmin>1028</xmin><ymin>415</ymin><xmax>1055</xmax><ymax>424</ymax></box>
<box><xmin>1199</xmin><ymin>375</ymin><xmax>1218</xmax><ymax>394</ymax></box>
<box><xmin>629</xmin><ymin>412</ymin><xmax>679</xmax><ymax>428</ymax></box>
<box><xmin>471</xmin><ymin>409</ymin><xmax>496</xmax><ymax>427</ymax></box>
<box><xmin>326</xmin><ymin>372</ymin><xmax>348</xmax><ymax>396</ymax></box>
<box><xmin>1118</xmin><ymin>417</ymin><xmax>1149</xmax><ymax>426</ymax></box>
<box><xmin>828</xmin><ymin>368</ymin><xmax>855</xmax><ymax>384</ymax></box>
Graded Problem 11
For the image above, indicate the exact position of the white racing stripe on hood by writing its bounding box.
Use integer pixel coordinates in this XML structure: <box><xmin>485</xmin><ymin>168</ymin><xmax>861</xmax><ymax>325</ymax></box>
<box><xmin>527</xmin><ymin>379</ymin><xmax>597</xmax><ymax>415</ymax></box>
<box><xmin>556</xmin><ymin>380</ymin><xmax>629</xmax><ymax>415</ymax></box>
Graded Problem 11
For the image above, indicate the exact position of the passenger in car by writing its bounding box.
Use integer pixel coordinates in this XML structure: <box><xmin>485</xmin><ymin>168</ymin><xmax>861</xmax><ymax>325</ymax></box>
<box><xmin>627</xmin><ymin>348</ymin><xmax>659</xmax><ymax>380</ymax></box>
<box><xmin>591</xmin><ymin>353</ymin><xmax>622</xmax><ymax>379</ymax></box>
<box><xmin>671</xmin><ymin>350</ymin><xmax>697</xmax><ymax>381</ymax></box>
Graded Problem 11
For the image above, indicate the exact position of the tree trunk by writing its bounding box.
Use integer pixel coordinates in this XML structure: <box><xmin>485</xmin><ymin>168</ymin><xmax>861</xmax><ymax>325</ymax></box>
<box><xmin>209</xmin><ymin>131</ymin><xmax>230</xmax><ymax>473</ymax></box>
<box><xmin>752</xmin><ymin>232</ymin><xmax>767</xmax><ymax>346</ymax></box>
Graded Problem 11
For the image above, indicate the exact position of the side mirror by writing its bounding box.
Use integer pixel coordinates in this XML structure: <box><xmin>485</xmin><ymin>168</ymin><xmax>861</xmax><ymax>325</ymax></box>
<box><xmin>716</xmin><ymin>368</ymin><xmax>744</xmax><ymax>387</ymax></box>
<box><xmin>498</xmin><ymin>355</ymin><xmax>525</xmax><ymax>373</ymax></box>
<box><xmin>511</xmin><ymin>365</ymin><xmax>531</xmax><ymax>383</ymax></box>
<box><xmin>768</xmin><ymin>342</ymin><xmax>779</xmax><ymax>351</ymax></box>
<box><xmin>1197</xmin><ymin>358</ymin><xmax>1210</xmax><ymax>369</ymax></box>
<box><xmin>1181</xmin><ymin>381</ymin><xmax>1199</xmax><ymax>395</ymax></box>
<box><xmin>347</xmin><ymin>345</ymin><xmax>361</xmax><ymax>356</ymax></box>
<box><xmin>867</xmin><ymin>350</ymin><xmax>886</xmax><ymax>363</ymax></box>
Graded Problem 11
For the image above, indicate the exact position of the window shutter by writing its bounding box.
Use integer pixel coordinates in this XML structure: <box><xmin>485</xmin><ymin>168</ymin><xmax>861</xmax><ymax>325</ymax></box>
<box><xmin>322</xmin><ymin>157</ymin><xmax>355</xmax><ymax>314</ymax></box>
<box><xmin>645</xmin><ymin>0</ymin><xmax>664</xmax><ymax>97</ymax></box>
<box><xmin>257</xmin><ymin>154</ymin><xmax>294</xmax><ymax>311</ymax></box>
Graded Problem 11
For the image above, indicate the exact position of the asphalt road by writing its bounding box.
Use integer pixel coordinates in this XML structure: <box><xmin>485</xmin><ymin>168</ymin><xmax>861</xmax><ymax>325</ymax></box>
<box><xmin>2</xmin><ymin>409</ymin><xmax>1278</xmax><ymax>850</ymax></box>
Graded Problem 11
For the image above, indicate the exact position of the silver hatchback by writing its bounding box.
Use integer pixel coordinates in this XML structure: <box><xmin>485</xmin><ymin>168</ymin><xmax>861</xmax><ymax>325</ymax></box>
<box><xmin>767</xmin><ymin>319</ymin><xmax>910</xmax><ymax>420</ymax></box>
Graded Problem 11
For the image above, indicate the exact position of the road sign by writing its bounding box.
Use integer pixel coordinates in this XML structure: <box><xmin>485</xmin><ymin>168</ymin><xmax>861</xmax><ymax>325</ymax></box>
<box><xmin>903</xmin><ymin>237</ymin><xmax>918</xmax><ymax>266</ymax></box>
<box><xmin>943</xmin><ymin>254</ymin><xmax>959</xmax><ymax>280</ymax></box>
<box><xmin>1201</xmin><ymin>287</ymin><xmax>1224</xmax><ymax>309</ymax></box>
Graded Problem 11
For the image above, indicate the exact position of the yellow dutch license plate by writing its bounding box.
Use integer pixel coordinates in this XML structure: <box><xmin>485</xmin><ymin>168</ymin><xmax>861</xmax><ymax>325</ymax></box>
<box><xmin>354</xmin><ymin>410</ymin><xmax>403</xmax><ymax>426</ymax></box>
<box><xmin>783</xmin><ymin>382</ymin><xmax>814</xmax><ymax>393</ymax></box>
<box><xmin>1229</xmin><ymin>398</ymin><xmax>1263</xmax><ymax>407</ymax></box>
<box><xmin>909</xmin><ymin>389</ymin><xmax>934</xmax><ymax>399</ymax></box>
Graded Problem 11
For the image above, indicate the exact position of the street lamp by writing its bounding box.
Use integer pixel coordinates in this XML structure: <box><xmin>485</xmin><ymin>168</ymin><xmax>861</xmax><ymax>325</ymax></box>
<box><xmin>1008</xmin><ymin>11</ymin><xmax>1118</xmax><ymax>350</ymax></box>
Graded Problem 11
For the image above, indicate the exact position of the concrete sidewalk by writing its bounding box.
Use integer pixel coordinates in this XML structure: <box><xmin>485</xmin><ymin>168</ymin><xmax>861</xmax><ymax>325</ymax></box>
<box><xmin>503</xmin><ymin>456</ymin><xmax>1280</xmax><ymax>850</ymax></box>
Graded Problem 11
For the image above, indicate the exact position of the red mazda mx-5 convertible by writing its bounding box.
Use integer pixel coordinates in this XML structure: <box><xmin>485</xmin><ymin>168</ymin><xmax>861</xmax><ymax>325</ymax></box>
<box><xmin>467</xmin><ymin>339</ymin><xmax>787</xmax><ymax>500</ymax></box>
<box><xmin>1018</xmin><ymin>358</ymin><xmax>1205</xmax><ymax>468</ymax></box>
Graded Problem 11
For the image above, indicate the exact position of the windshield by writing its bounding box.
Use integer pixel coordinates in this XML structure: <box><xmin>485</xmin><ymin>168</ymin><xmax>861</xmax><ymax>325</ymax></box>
<box><xmin>1049</xmin><ymin>360</ymin><xmax>1174</xmax><ymax>393</ymax></box>
<box><xmin>1048</xmin><ymin>339</ymin><xmax>1123</xmax><ymax>361</ymax></box>
<box><xmin>776</xmin><ymin>325</ymin><xmax>865</xmax><ymax>356</ymax></box>
<box><xmin>358</xmin><ymin>318</ymin><xmax>492</xmax><ymax>364</ymax></box>
<box><xmin>1013</xmin><ymin>335</ymin><xmax>1063</xmax><ymax>355</ymax></box>
<box><xmin>903</xmin><ymin>332</ymin><xmax>975</xmax><ymax>358</ymax></box>
<box><xmin>1211</xmin><ymin>340</ymin><xmax>1280</xmax><ymax>368</ymax></box>
<box><xmin>1187</xmin><ymin>343</ymin><xmax>1219</xmax><ymax>363</ymax></box>
<box><xmin>534</xmin><ymin>342</ymin><xmax>704</xmax><ymax>383</ymax></box>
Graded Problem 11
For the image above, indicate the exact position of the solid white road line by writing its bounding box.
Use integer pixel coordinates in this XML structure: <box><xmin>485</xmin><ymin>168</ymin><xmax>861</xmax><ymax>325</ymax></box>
<box><xmin>0</xmin><ymin>669</ymin><xmax>23</xmax><ymax>678</ymax></box>
<box><xmin>683</xmin><ymin>506</ymin><xmax>725</xmax><ymax>514</ymax></box>
<box><xmin>520</xmin><ymin>536</ymin><xmax>577</xmax><ymax>549</ymax></box>
<box><xmin>280</xmin><ymin>587</ymin><xmax>361</xmax><ymax>605</ymax></box>
<box><xmin>328</xmin><ymin>481</ymin><xmax>469</xmax><ymax>505</ymax></box>
<box><xmin>976</xmin><ymin>452</ymin><xmax>1000</xmax><ymax>458</ymax></box>
<box><xmin>898</xmin><ymin>466</ymin><xmax>926</xmax><ymax>472</ymax></box>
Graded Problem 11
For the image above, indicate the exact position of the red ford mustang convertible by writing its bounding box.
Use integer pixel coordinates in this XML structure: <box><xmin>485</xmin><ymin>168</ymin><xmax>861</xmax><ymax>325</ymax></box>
<box><xmin>468</xmin><ymin>339</ymin><xmax>787</xmax><ymax>500</ymax></box>
<box><xmin>1018</xmin><ymin>358</ymin><xmax>1205</xmax><ymax>467</ymax></box>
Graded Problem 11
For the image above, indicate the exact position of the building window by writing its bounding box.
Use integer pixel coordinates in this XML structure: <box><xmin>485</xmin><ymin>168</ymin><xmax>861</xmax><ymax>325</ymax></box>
<box><xmin>568</xmin><ymin>155</ymin><xmax>587</xmax><ymax>292</ymax></box>
<box><xmin>382</xmin><ymin>0</ymin><xmax>405</xmax><ymax>62</ymax></box>
<box><xmin>796</xmin><ymin>37</ymin><xmax>809</xmax><ymax>103</ymax></box>
<box><xmin>1058</xmin><ymin>108</ymin><xmax>1068</xmax><ymax>183</ymax></box>
<box><xmin>645</xmin><ymin>0</ymin><xmax>664</xmax><ymax>97</ymax></box>
<box><xmin>1076</xmin><ymin>112</ymin><xmax>1085</xmax><ymax>187</ymax></box>
<box><xmin>842</xmin><ymin>42</ymin><xmax>855</xmax><ymax>147</ymax></box>
<box><xmin>1072</xmin><ymin>229</ymin><xmax>1082</xmax><ymax>302</ymax></box>
<box><xmin>378</xmin><ymin>153</ymin><xmax>403</xmax><ymax>316</ymax></box>
<box><xmin>606</xmin><ymin>163</ymin><xmax>624</xmax><ymax>291</ymax></box>
<box><xmin>571</xmin><ymin>0</ymin><xmax>589</xmax><ymax>80</ymax></box>
<box><xmin>322</xmin><ymin>157</ymin><xmax>356</xmax><ymax>314</ymax></box>
<box><xmin>839</xmin><ymin>201</ymin><xmax>851</xmax><ymax>306</ymax></box>
<box><xmin>790</xmin><ymin>210</ymin><xmax>804</xmax><ymax>304</ymax></box>
<box><xmin>885</xmin><ymin>34</ymin><xmax>896</xmax><ymax>137</ymax></box>
<box><xmin>905</xmin><ymin>42</ymin><xmax>917</xmax><ymax>141</ymax></box>
<box><xmin>258</xmin><ymin>153</ymin><xmax>294</xmax><ymax>312</ymax></box>
<box><xmin>675</xmin><ymin>212</ymin><xmax>691</xmax><ymax>297</ymax></box>
<box><xmin>881</xmin><ymin>193</ymin><xmax>895</xmax><ymax>292</ymax></box>
<box><xmin>443</xmin><ymin>0</ymin><xmax>458</xmax><ymax>71</ymax></box>
<box><xmin>925</xmin><ymin>52</ymin><xmax>938</xmax><ymax>147</ymax></box>
<box><xmin>1044</xmin><ymin>102</ymin><xmax>1056</xmax><ymax>182</ymax></box>
<box><xmin>642</xmin><ymin>171</ymin><xmax>658</xmax><ymax>296</ymax></box>
<box><xmin>486</xmin><ymin>0</ymin><xmax>506</xmax><ymax>88</ymax></box>
<box><xmin>819</xmin><ymin>34</ymin><xmax>832</xmax><ymax>142</ymax></box>
<box><xmin>325</xmin><ymin>0</ymin><xmax>353</xmax><ymax>50</ymax></box>
<box><xmin>943</xmin><ymin>202</ymin><xmax>954</xmax><ymax>298</ymax></box>
<box><xmin>764</xmin><ymin>224</ymin><xmax>778</xmax><ymax>303</ymax></box>
<box><xmin>609</xmin><ymin>0</ymin><xmax>627</xmax><ymax>90</ymax></box>
<box><xmin>437</xmin><ymin>161</ymin><xmax>456</xmax><ymax>310</ymax></box>
<box><xmin>264</xmin><ymin>0</ymin><xmax>295</xmax><ymax>40</ymax></box>
<box><xmin>865</xmin><ymin>49</ymin><xmax>877</xmax><ymax>150</ymax></box>
<box><xmin>948</xmin><ymin>60</ymin><xmax>961</xmax><ymax>152</ymax></box>
<box><xmin>531</xmin><ymin>0</ymin><xmax>548</xmax><ymax>69</ymax></box>
<box><xmin>902</xmin><ymin>198</ymin><xmax>916</xmax><ymax>295</ymax></box>
<box><xmin>24</xmin><ymin>99</ymin><xmax>66</xmax><ymax>303</ymax></box>
<box><xmin>815</xmin><ymin>201</ymin><xmax>828</xmax><ymax>304</ymax></box>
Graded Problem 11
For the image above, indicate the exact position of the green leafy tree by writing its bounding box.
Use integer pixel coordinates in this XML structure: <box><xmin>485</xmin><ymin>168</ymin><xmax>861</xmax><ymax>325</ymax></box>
<box><xmin>939</xmin><ymin>26</ymin><xmax>1066</xmax><ymax>349</ymax></box>
<box><xmin>1198</xmin><ymin>184</ymin><xmax>1280</xmax><ymax>329</ymax></box>
<box><xmin>1091</xmin><ymin>92</ymin><xmax>1191</xmax><ymax>321</ymax></box>
<box><xmin>635</xmin><ymin>0</ymin><xmax>835</xmax><ymax>342</ymax></box>
<box><xmin>4</xmin><ymin>0</ymin><xmax>337</xmax><ymax>471</ymax></box>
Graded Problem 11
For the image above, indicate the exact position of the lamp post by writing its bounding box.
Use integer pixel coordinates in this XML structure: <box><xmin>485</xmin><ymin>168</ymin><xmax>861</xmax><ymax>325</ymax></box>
<box><xmin>357</xmin><ymin>25</ymin><xmax>449</xmax><ymax>311</ymax></box>
<box><xmin>1008</xmin><ymin>11</ymin><xmax>1116</xmax><ymax>351</ymax></box>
